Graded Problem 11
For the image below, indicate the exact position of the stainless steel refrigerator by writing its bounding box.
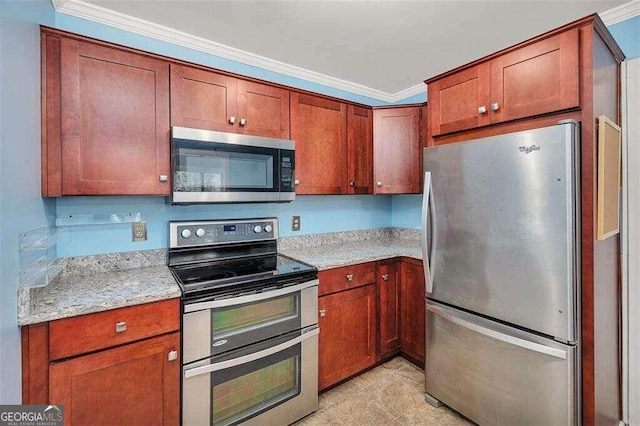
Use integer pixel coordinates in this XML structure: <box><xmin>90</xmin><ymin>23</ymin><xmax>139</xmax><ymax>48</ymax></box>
<box><xmin>421</xmin><ymin>121</ymin><xmax>580</xmax><ymax>425</ymax></box>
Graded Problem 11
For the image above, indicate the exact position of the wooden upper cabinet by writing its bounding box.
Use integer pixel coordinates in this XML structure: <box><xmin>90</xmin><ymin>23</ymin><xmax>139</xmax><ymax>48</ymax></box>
<box><xmin>347</xmin><ymin>105</ymin><xmax>373</xmax><ymax>194</ymax></box>
<box><xmin>54</xmin><ymin>37</ymin><xmax>170</xmax><ymax>196</ymax></box>
<box><xmin>237</xmin><ymin>80</ymin><xmax>290</xmax><ymax>139</ymax></box>
<box><xmin>170</xmin><ymin>64</ymin><xmax>236</xmax><ymax>132</ymax></box>
<box><xmin>429</xmin><ymin>64</ymin><xmax>491</xmax><ymax>136</ymax></box>
<box><xmin>373</xmin><ymin>107</ymin><xmax>421</xmax><ymax>194</ymax></box>
<box><xmin>428</xmin><ymin>27</ymin><xmax>580</xmax><ymax>137</ymax></box>
<box><xmin>490</xmin><ymin>29</ymin><xmax>579</xmax><ymax>123</ymax></box>
<box><xmin>171</xmin><ymin>65</ymin><xmax>290</xmax><ymax>139</ymax></box>
<box><xmin>290</xmin><ymin>92</ymin><xmax>348</xmax><ymax>194</ymax></box>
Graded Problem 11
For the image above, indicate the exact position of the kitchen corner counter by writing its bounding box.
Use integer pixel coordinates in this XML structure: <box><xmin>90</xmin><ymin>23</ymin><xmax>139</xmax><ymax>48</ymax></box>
<box><xmin>279</xmin><ymin>228</ymin><xmax>422</xmax><ymax>270</ymax></box>
<box><xmin>18</xmin><ymin>250</ymin><xmax>181</xmax><ymax>326</ymax></box>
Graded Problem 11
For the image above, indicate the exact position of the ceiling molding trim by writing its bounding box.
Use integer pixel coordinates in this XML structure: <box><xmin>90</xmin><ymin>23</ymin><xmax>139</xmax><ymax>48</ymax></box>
<box><xmin>51</xmin><ymin>0</ymin><xmax>421</xmax><ymax>103</ymax></box>
<box><xmin>391</xmin><ymin>83</ymin><xmax>426</xmax><ymax>102</ymax></box>
<box><xmin>600</xmin><ymin>0</ymin><xmax>640</xmax><ymax>26</ymax></box>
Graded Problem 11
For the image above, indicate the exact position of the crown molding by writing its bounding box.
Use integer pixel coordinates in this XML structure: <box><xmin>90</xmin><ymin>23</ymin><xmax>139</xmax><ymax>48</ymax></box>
<box><xmin>600</xmin><ymin>0</ymin><xmax>640</xmax><ymax>26</ymax></box>
<box><xmin>51</xmin><ymin>0</ymin><xmax>422</xmax><ymax>103</ymax></box>
<box><xmin>391</xmin><ymin>83</ymin><xmax>427</xmax><ymax>102</ymax></box>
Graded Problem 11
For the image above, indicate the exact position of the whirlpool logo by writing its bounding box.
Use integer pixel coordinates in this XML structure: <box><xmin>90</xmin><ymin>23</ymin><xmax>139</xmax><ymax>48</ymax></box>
<box><xmin>0</xmin><ymin>405</ymin><xmax>64</xmax><ymax>426</ymax></box>
<box><xmin>519</xmin><ymin>145</ymin><xmax>541</xmax><ymax>154</ymax></box>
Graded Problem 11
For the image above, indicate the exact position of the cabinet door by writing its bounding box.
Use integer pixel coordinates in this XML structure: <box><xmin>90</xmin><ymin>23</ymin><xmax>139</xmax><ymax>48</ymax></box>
<box><xmin>428</xmin><ymin>63</ymin><xmax>491</xmax><ymax>136</ymax></box>
<box><xmin>49</xmin><ymin>333</ymin><xmax>180</xmax><ymax>426</ymax></box>
<box><xmin>237</xmin><ymin>80</ymin><xmax>290</xmax><ymax>139</ymax></box>
<box><xmin>378</xmin><ymin>262</ymin><xmax>400</xmax><ymax>359</ymax></box>
<box><xmin>347</xmin><ymin>105</ymin><xmax>373</xmax><ymax>194</ymax></box>
<box><xmin>318</xmin><ymin>285</ymin><xmax>376</xmax><ymax>390</ymax></box>
<box><xmin>290</xmin><ymin>93</ymin><xmax>348</xmax><ymax>194</ymax></box>
<box><xmin>401</xmin><ymin>261</ymin><xmax>426</xmax><ymax>363</ymax></box>
<box><xmin>170</xmin><ymin>64</ymin><xmax>237</xmax><ymax>132</ymax></box>
<box><xmin>60</xmin><ymin>38</ymin><xmax>170</xmax><ymax>195</ymax></box>
<box><xmin>373</xmin><ymin>107</ymin><xmax>421</xmax><ymax>194</ymax></box>
<box><xmin>490</xmin><ymin>29</ymin><xmax>579</xmax><ymax>123</ymax></box>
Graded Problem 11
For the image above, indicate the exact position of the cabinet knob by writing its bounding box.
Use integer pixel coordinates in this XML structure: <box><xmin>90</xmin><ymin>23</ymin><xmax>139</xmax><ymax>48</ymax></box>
<box><xmin>115</xmin><ymin>321</ymin><xmax>127</xmax><ymax>333</ymax></box>
<box><xmin>376</xmin><ymin>182</ymin><xmax>382</xmax><ymax>188</ymax></box>
<box><xmin>229</xmin><ymin>116</ymin><xmax>236</xmax><ymax>124</ymax></box>
<box><xmin>168</xmin><ymin>350</ymin><xmax>178</xmax><ymax>362</ymax></box>
<box><xmin>346</xmin><ymin>274</ymin><xmax>354</xmax><ymax>282</ymax></box>
<box><xmin>491</xmin><ymin>103</ymin><xmax>500</xmax><ymax>111</ymax></box>
<box><xmin>478</xmin><ymin>106</ymin><xmax>487</xmax><ymax>114</ymax></box>
<box><xmin>382</xmin><ymin>274</ymin><xmax>389</xmax><ymax>281</ymax></box>
<box><xmin>349</xmin><ymin>181</ymin><xmax>355</xmax><ymax>187</ymax></box>
<box><xmin>294</xmin><ymin>179</ymin><xmax>300</xmax><ymax>185</ymax></box>
<box><xmin>159</xmin><ymin>175</ymin><xmax>168</xmax><ymax>183</ymax></box>
<box><xmin>319</xmin><ymin>309</ymin><xmax>326</xmax><ymax>317</ymax></box>
<box><xmin>240</xmin><ymin>118</ymin><xmax>247</xmax><ymax>126</ymax></box>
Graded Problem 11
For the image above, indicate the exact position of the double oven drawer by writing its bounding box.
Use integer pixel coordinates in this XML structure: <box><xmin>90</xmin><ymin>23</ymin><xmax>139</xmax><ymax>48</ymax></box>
<box><xmin>182</xmin><ymin>278</ymin><xmax>319</xmax><ymax>426</ymax></box>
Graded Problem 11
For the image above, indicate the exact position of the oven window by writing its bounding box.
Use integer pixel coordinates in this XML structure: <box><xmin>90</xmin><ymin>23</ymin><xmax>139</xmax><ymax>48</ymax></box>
<box><xmin>173</xmin><ymin>142</ymin><xmax>277</xmax><ymax>192</ymax></box>
<box><xmin>212</xmin><ymin>294</ymin><xmax>298</xmax><ymax>338</ymax></box>
<box><xmin>211</xmin><ymin>345</ymin><xmax>301</xmax><ymax>426</ymax></box>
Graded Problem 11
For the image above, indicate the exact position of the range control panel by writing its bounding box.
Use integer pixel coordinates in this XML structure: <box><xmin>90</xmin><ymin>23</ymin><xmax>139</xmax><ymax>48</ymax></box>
<box><xmin>169</xmin><ymin>218</ymin><xmax>278</xmax><ymax>248</ymax></box>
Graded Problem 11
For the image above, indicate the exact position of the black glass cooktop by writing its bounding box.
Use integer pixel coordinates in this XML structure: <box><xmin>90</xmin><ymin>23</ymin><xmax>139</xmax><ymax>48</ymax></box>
<box><xmin>171</xmin><ymin>254</ymin><xmax>317</xmax><ymax>299</ymax></box>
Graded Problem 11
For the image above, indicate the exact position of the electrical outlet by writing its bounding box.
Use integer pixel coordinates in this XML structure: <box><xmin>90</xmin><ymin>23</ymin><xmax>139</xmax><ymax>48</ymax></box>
<box><xmin>132</xmin><ymin>221</ymin><xmax>147</xmax><ymax>242</ymax></box>
<box><xmin>292</xmin><ymin>216</ymin><xmax>301</xmax><ymax>231</ymax></box>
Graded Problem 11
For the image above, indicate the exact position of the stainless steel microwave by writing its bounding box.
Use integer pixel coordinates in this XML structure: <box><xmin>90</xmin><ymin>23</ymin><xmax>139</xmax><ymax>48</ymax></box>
<box><xmin>171</xmin><ymin>127</ymin><xmax>295</xmax><ymax>204</ymax></box>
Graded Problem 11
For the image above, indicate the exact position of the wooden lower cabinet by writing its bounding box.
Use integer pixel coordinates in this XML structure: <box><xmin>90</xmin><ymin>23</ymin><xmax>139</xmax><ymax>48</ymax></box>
<box><xmin>400</xmin><ymin>260</ymin><xmax>426</xmax><ymax>363</ymax></box>
<box><xmin>318</xmin><ymin>284</ymin><xmax>376</xmax><ymax>391</ymax></box>
<box><xmin>50</xmin><ymin>332</ymin><xmax>180</xmax><ymax>426</ymax></box>
<box><xmin>377</xmin><ymin>261</ymin><xmax>400</xmax><ymax>359</ymax></box>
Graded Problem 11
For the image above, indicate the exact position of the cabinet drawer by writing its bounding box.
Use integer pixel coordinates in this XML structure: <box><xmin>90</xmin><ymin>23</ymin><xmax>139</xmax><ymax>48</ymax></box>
<box><xmin>319</xmin><ymin>262</ymin><xmax>375</xmax><ymax>296</ymax></box>
<box><xmin>49</xmin><ymin>299</ymin><xmax>180</xmax><ymax>360</ymax></box>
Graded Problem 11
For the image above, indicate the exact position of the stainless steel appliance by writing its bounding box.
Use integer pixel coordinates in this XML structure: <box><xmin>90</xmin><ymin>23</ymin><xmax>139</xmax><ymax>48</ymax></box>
<box><xmin>168</xmin><ymin>218</ymin><xmax>319</xmax><ymax>426</ymax></box>
<box><xmin>171</xmin><ymin>127</ymin><xmax>295</xmax><ymax>204</ymax></box>
<box><xmin>421</xmin><ymin>121</ymin><xmax>581</xmax><ymax>425</ymax></box>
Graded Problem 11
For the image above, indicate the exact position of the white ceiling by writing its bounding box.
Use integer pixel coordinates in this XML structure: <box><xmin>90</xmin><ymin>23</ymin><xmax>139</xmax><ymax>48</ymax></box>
<box><xmin>65</xmin><ymin>0</ymin><xmax>630</xmax><ymax>99</ymax></box>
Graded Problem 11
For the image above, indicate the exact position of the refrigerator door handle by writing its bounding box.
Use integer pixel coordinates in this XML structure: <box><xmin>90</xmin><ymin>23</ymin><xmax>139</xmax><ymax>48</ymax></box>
<box><xmin>426</xmin><ymin>302</ymin><xmax>567</xmax><ymax>360</ymax></box>
<box><xmin>422</xmin><ymin>171</ymin><xmax>436</xmax><ymax>292</ymax></box>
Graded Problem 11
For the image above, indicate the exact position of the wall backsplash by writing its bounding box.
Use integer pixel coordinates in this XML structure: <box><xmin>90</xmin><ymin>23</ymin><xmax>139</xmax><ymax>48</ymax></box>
<box><xmin>56</xmin><ymin>195</ymin><xmax>393</xmax><ymax>257</ymax></box>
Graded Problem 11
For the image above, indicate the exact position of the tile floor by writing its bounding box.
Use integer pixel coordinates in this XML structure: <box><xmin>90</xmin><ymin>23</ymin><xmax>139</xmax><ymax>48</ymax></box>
<box><xmin>294</xmin><ymin>356</ymin><xmax>473</xmax><ymax>425</ymax></box>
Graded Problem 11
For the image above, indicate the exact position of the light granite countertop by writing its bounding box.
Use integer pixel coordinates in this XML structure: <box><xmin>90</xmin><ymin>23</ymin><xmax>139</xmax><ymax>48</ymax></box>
<box><xmin>18</xmin><ymin>228</ymin><xmax>421</xmax><ymax>325</ymax></box>
<box><xmin>279</xmin><ymin>228</ymin><xmax>422</xmax><ymax>270</ymax></box>
<box><xmin>18</xmin><ymin>251</ymin><xmax>181</xmax><ymax>326</ymax></box>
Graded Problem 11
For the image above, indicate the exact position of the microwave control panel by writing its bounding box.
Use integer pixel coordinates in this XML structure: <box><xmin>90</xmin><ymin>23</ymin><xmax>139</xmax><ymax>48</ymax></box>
<box><xmin>169</xmin><ymin>219</ymin><xmax>278</xmax><ymax>248</ymax></box>
<box><xmin>280</xmin><ymin>152</ymin><xmax>295</xmax><ymax>191</ymax></box>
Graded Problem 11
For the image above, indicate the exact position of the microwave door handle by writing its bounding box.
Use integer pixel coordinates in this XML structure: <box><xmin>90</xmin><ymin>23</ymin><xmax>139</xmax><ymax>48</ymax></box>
<box><xmin>422</xmin><ymin>172</ymin><xmax>436</xmax><ymax>293</ymax></box>
<box><xmin>183</xmin><ymin>327</ymin><xmax>320</xmax><ymax>379</ymax></box>
<box><xmin>183</xmin><ymin>279</ymin><xmax>319</xmax><ymax>313</ymax></box>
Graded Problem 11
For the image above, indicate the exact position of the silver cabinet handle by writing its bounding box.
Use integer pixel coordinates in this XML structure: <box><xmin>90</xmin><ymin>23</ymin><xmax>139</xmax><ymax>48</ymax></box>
<box><xmin>346</xmin><ymin>274</ymin><xmax>354</xmax><ymax>282</ymax></box>
<box><xmin>349</xmin><ymin>181</ymin><xmax>355</xmax><ymax>187</ymax></box>
<box><xmin>319</xmin><ymin>309</ymin><xmax>326</xmax><ymax>317</ymax></box>
<box><xmin>184</xmin><ymin>327</ymin><xmax>319</xmax><ymax>378</ymax></box>
<box><xmin>382</xmin><ymin>274</ymin><xmax>389</xmax><ymax>281</ymax></box>
<box><xmin>229</xmin><ymin>116</ymin><xmax>236</xmax><ymax>124</ymax></box>
<box><xmin>240</xmin><ymin>118</ymin><xmax>247</xmax><ymax>126</ymax></box>
<box><xmin>294</xmin><ymin>179</ymin><xmax>300</xmax><ymax>185</ymax></box>
<box><xmin>115</xmin><ymin>321</ymin><xmax>127</xmax><ymax>333</ymax></box>
<box><xmin>427</xmin><ymin>302</ymin><xmax>567</xmax><ymax>359</ymax></box>
<box><xmin>184</xmin><ymin>279</ymin><xmax>318</xmax><ymax>313</ymax></box>
<box><xmin>491</xmin><ymin>103</ymin><xmax>499</xmax><ymax>111</ymax></box>
<box><xmin>159</xmin><ymin>175</ymin><xmax>168</xmax><ymax>183</ymax></box>
<box><xmin>376</xmin><ymin>182</ymin><xmax>382</xmax><ymax>187</ymax></box>
<box><xmin>168</xmin><ymin>350</ymin><xmax>178</xmax><ymax>362</ymax></box>
<box><xmin>478</xmin><ymin>106</ymin><xmax>487</xmax><ymax>114</ymax></box>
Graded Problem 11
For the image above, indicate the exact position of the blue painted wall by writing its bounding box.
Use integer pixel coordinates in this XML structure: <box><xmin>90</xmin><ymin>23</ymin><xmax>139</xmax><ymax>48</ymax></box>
<box><xmin>609</xmin><ymin>15</ymin><xmax>640</xmax><ymax>60</ymax></box>
<box><xmin>57</xmin><ymin>196</ymin><xmax>392</xmax><ymax>256</ymax></box>
<box><xmin>0</xmin><ymin>0</ymin><xmax>56</xmax><ymax>404</ymax></box>
<box><xmin>391</xmin><ymin>195</ymin><xmax>422</xmax><ymax>229</ymax></box>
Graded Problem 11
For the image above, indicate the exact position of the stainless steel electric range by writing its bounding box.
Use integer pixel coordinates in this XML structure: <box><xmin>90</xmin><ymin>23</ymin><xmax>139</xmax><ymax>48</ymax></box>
<box><xmin>168</xmin><ymin>218</ymin><xmax>319</xmax><ymax>426</ymax></box>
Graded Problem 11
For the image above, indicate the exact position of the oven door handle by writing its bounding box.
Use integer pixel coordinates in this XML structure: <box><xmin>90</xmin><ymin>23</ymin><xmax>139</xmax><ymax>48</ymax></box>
<box><xmin>183</xmin><ymin>327</ymin><xmax>319</xmax><ymax>379</ymax></box>
<box><xmin>183</xmin><ymin>279</ymin><xmax>319</xmax><ymax>313</ymax></box>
